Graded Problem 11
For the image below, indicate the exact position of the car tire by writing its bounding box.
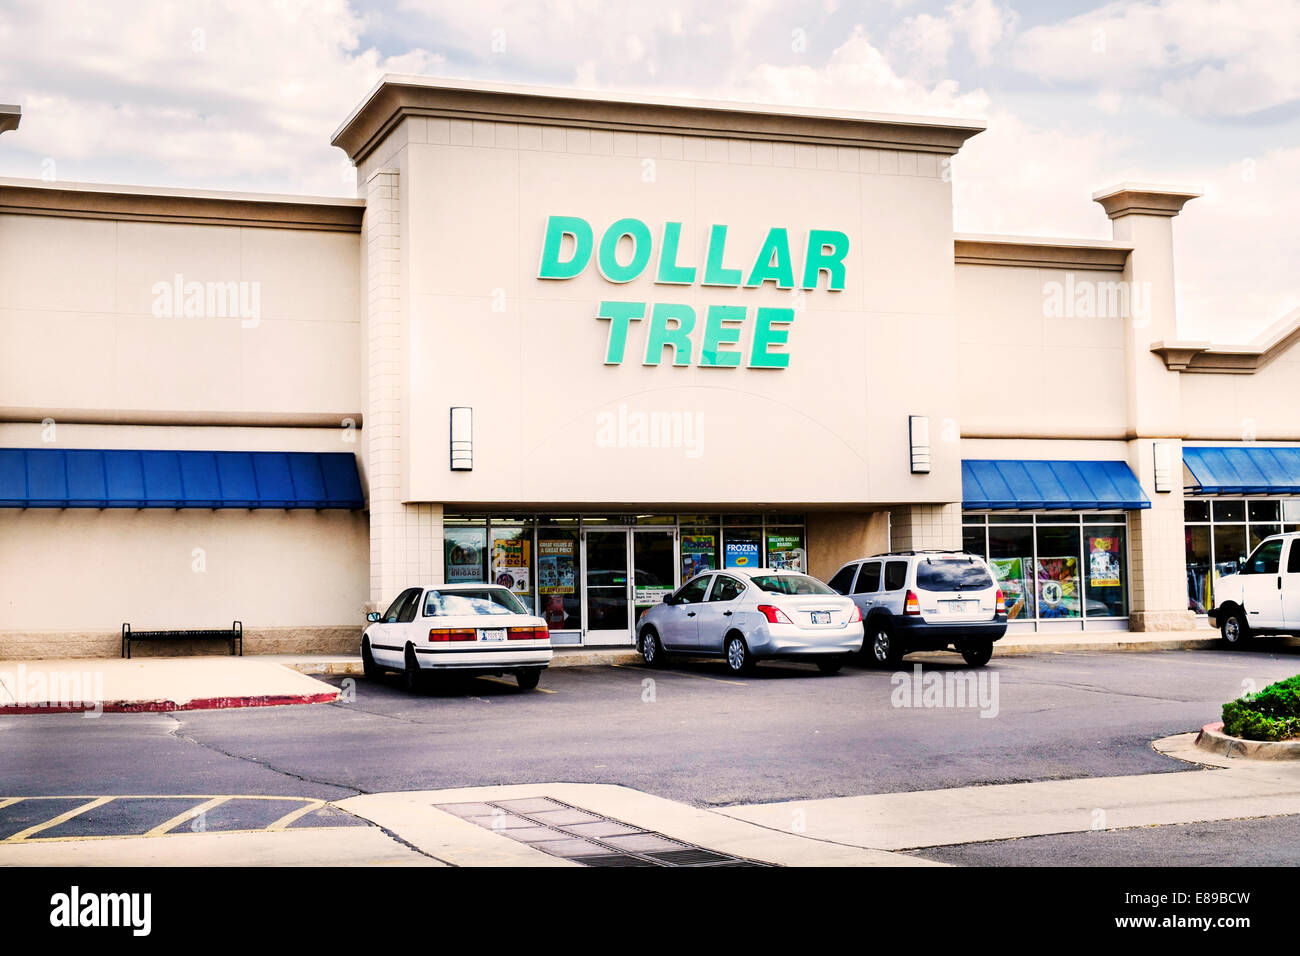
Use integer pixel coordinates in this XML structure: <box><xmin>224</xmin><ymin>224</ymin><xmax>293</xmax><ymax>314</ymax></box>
<box><xmin>640</xmin><ymin>629</ymin><xmax>667</xmax><ymax>667</ymax></box>
<box><xmin>816</xmin><ymin>657</ymin><xmax>844</xmax><ymax>675</ymax></box>
<box><xmin>725</xmin><ymin>634</ymin><xmax>755</xmax><ymax>675</ymax></box>
<box><xmin>1220</xmin><ymin>609</ymin><xmax>1250</xmax><ymax>648</ymax></box>
<box><xmin>362</xmin><ymin>638</ymin><xmax>381</xmax><ymax>681</ymax></box>
<box><xmin>959</xmin><ymin>640</ymin><xmax>994</xmax><ymax>667</ymax></box>
<box><xmin>868</xmin><ymin>621</ymin><xmax>903</xmax><ymax>668</ymax></box>
<box><xmin>515</xmin><ymin>667</ymin><xmax>542</xmax><ymax>691</ymax></box>
<box><xmin>403</xmin><ymin>645</ymin><xmax>425</xmax><ymax>693</ymax></box>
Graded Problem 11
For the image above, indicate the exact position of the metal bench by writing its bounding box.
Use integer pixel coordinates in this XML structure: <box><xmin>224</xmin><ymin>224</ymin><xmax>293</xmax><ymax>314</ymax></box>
<box><xmin>121</xmin><ymin>621</ymin><xmax>242</xmax><ymax>659</ymax></box>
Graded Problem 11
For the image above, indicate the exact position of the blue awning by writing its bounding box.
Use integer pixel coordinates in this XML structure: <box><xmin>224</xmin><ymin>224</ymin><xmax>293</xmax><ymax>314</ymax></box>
<box><xmin>962</xmin><ymin>459</ymin><xmax>1151</xmax><ymax>511</ymax></box>
<box><xmin>0</xmin><ymin>449</ymin><xmax>365</xmax><ymax>509</ymax></box>
<box><xmin>1183</xmin><ymin>446</ymin><xmax>1300</xmax><ymax>495</ymax></box>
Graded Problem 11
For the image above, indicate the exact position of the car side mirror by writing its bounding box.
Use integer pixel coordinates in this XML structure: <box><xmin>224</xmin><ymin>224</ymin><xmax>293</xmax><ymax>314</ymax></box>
<box><xmin>366</xmin><ymin>611</ymin><xmax>380</xmax><ymax>623</ymax></box>
<box><xmin>663</xmin><ymin>594</ymin><xmax>678</xmax><ymax>606</ymax></box>
<box><xmin>1238</xmin><ymin>557</ymin><xmax>1246</xmax><ymax>569</ymax></box>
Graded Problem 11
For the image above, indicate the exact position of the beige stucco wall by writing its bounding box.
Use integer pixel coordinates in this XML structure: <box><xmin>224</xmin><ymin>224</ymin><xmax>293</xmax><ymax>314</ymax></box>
<box><xmin>385</xmin><ymin>116</ymin><xmax>962</xmax><ymax>509</ymax></box>
<box><xmin>807</xmin><ymin>510</ymin><xmax>890</xmax><ymax>581</ymax></box>
<box><xmin>956</xmin><ymin>262</ymin><xmax>1128</xmax><ymax>438</ymax></box>
<box><xmin>0</xmin><ymin>213</ymin><xmax>362</xmax><ymax>421</ymax></box>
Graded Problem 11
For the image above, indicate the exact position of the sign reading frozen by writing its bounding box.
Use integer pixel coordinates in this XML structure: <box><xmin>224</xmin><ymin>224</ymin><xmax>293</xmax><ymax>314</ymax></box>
<box><xmin>724</xmin><ymin>540</ymin><xmax>761</xmax><ymax>569</ymax></box>
<box><xmin>537</xmin><ymin>216</ymin><xmax>849</xmax><ymax>369</ymax></box>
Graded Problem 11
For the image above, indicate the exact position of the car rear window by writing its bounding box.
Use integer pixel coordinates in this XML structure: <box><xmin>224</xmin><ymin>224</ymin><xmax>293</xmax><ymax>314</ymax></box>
<box><xmin>915</xmin><ymin>559</ymin><xmax>994</xmax><ymax>592</ymax></box>
<box><xmin>750</xmin><ymin>574</ymin><xmax>835</xmax><ymax>595</ymax></box>
<box><xmin>424</xmin><ymin>588</ymin><xmax>526</xmax><ymax>616</ymax></box>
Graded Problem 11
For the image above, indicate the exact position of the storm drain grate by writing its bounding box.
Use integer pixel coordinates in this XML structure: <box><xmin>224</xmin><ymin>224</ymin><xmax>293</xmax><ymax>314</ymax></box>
<box><xmin>436</xmin><ymin>797</ymin><xmax>772</xmax><ymax>867</ymax></box>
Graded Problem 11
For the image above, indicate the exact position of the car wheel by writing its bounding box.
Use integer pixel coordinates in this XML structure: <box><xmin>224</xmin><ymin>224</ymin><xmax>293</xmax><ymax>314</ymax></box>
<box><xmin>816</xmin><ymin>657</ymin><xmax>843</xmax><ymax>675</ymax></box>
<box><xmin>725</xmin><ymin>634</ymin><xmax>755</xmax><ymax>675</ymax></box>
<box><xmin>960</xmin><ymin>640</ymin><xmax>994</xmax><ymax>667</ymax></box>
<box><xmin>869</xmin><ymin>622</ymin><xmax>903</xmax><ymax>668</ymax></box>
<box><xmin>403</xmin><ymin>645</ymin><xmax>425</xmax><ymax>692</ymax></box>
<box><xmin>362</xmin><ymin>638</ymin><xmax>381</xmax><ymax>681</ymax></box>
<box><xmin>640</xmin><ymin>629</ymin><xmax>667</xmax><ymax>667</ymax></box>
<box><xmin>515</xmin><ymin>667</ymin><xmax>542</xmax><ymax>691</ymax></box>
<box><xmin>1220</xmin><ymin>609</ymin><xmax>1250</xmax><ymax>648</ymax></box>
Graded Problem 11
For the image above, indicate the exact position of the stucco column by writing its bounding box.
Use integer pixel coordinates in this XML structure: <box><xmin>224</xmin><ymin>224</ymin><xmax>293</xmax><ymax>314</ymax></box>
<box><xmin>1093</xmin><ymin>184</ymin><xmax>1201</xmax><ymax>631</ymax></box>
<box><xmin>888</xmin><ymin>503</ymin><xmax>963</xmax><ymax>552</ymax></box>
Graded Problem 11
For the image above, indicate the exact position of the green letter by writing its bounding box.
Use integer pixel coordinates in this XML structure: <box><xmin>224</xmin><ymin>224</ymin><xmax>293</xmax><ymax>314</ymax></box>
<box><xmin>597</xmin><ymin>218</ymin><xmax>653</xmax><ymax>283</ymax></box>
<box><xmin>745</xmin><ymin>228</ymin><xmax>794</xmax><ymax>288</ymax></box>
<box><xmin>644</xmin><ymin>302</ymin><xmax>695</xmax><ymax>367</ymax></box>
<box><xmin>597</xmin><ymin>301</ymin><xmax>646</xmax><ymax>364</ymax></box>
<box><xmin>801</xmin><ymin>229</ymin><xmax>849</xmax><ymax>291</ymax></box>
<box><xmin>656</xmin><ymin>222</ymin><xmax>696</xmax><ymax>285</ymax></box>
<box><xmin>749</xmin><ymin>307</ymin><xmax>794</xmax><ymax>368</ymax></box>
<box><xmin>538</xmin><ymin>215</ymin><xmax>593</xmax><ymax>279</ymax></box>
<box><xmin>700</xmin><ymin>304</ymin><xmax>745</xmax><ymax>367</ymax></box>
<box><xmin>702</xmin><ymin>224</ymin><xmax>743</xmax><ymax>287</ymax></box>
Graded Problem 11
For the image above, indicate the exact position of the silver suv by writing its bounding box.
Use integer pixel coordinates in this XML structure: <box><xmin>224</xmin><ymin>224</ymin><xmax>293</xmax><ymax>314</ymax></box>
<box><xmin>827</xmin><ymin>551</ymin><xmax>1008</xmax><ymax>667</ymax></box>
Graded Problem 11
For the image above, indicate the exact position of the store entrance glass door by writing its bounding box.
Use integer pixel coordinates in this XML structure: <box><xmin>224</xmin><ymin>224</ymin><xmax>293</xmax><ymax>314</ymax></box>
<box><xmin>633</xmin><ymin>530</ymin><xmax>676</xmax><ymax>627</ymax></box>
<box><xmin>584</xmin><ymin>529</ymin><xmax>632</xmax><ymax>645</ymax></box>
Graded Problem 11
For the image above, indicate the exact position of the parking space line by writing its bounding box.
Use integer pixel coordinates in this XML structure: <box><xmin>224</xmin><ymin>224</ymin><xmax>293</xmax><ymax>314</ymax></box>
<box><xmin>14</xmin><ymin>826</ymin><xmax>345</xmax><ymax>844</ymax></box>
<box><xmin>146</xmin><ymin>795</ymin><xmax>233</xmax><ymax>837</ymax></box>
<box><xmin>266</xmin><ymin>799</ymin><xmax>326</xmax><ymax>831</ymax></box>
<box><xmin>0</xmin><ymin>798</ymin><xmax>24</xmax><ymax>811</ymax></box>
<box><xmin>4</xmin><ymin>796</ymin><xmax>114</xmax><ymax>842</ymax></box>
<box><xmin>477</xmin><ymin>676</ymin><xmax>557</xmax><ymax>694</ymax></box>
<box><xmin>610</xmin><ymin>663</ymin><xmax>746</xmax><ymax>687</ymax></box>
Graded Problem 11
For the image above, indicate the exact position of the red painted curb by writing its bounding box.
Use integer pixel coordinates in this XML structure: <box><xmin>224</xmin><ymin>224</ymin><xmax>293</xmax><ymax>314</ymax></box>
<box><xmin>1</xmin><ymin>691</ymin><xmax>339</xmax><ymax>714</ymax></box>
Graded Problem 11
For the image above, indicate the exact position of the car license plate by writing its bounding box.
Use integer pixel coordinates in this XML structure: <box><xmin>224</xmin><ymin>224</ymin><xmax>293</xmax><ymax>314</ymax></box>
<box><xmin>479</xmin><ymin>629</ymin><xmax>507</xmax><ymax>642</ymax></box>
<box><xmin>944</xmin><ymin>600</ymin><xmax>973</xmax><ymax>614</ymax></box>
<box><xmin>810</xmin><ymin>611</ymin><xmax>831</xmax><ymax>624</ymax></box>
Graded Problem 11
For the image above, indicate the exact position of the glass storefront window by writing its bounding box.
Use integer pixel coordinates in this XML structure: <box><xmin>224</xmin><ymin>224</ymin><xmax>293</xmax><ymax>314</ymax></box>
<box><xmin>1213</xmin><ymin>500</ymin><xmax>1245</xmax><ymax>523</ymax></box>
<box><xmin>444</xmin><ymin>524</ymin><xmax>487</xmax><ymax>584</ymax></box>
<box><xmin>722</xmin><ymin>514</ymin><xmax>763</xmax><ymax>526</ymax></box>
<box><xmin>1184</xmin><ymin>500</ymin><xmax>1210</xmax><ymax>522</ymax></box>
<box><xmin>1083</xmin><ymin>525</ymin><xmax>1128</xmax><ymax>617</ymax></box>
<box><xmin>680</xmin><ymin>528</ymin><xmax>720</xmax><ymax>579</ymax></box>
<box><xmin>962</xmin><ymin>525</ymin><xmax>988</xmax><ymax>558</ymax></box>
<box><xmin>723</xmin><ymin>528</ymin><xmax>762</xmax><ymax>569</ymax></box>
<box><xmin>1213</xmin><ymin>524</ymin><xmax>1247</xmax><ymax>585</ymax></box>
<box><xmin>1248</xmin><ymin>501</ymin><xmax>1281</xmax><ymax>523</ymax></box>
<box><xmin>537</xmin><ymin>529</ymin><xmax>580</xmax><ymax>631</ymax></box>
<box><xmin>987</xmin><ymin>524</ymin><xmax>1036</xmax><ymax>620</ymax></box>
<box><xmin>489</xmin><ymin>524</ymin><xmax>535</xmax><ymax>613</ymax></box>
<box><xmin>765</xmin><ymin>528</ymin><xmax>805</xmax><ymax>571</ymax></box>
<box><xmin>1249</xmin><ymin>523</ymin><xmax>1281</xmax><ymax>550</ymax></box>
<box><xmin>1186</xmin><ymin>524</ymin><xmax>1212</xmax><ymax>614</ymax></box>
<box><xmin>1035</xmin><ymin>524</ymin><xmax>1082</xmax><ymax>619</ymax></box>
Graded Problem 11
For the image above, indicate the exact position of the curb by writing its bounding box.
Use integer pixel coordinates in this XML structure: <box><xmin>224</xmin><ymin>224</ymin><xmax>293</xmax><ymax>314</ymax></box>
<box><xmin>2</xmin><ymin>690</ymin><xmax>340</xmax><ymax>714</ymax></box>
<box><xmin>1194</xmin><ymin>720</ymin><xmax>1300</xmax><ymax>760</ymax></box>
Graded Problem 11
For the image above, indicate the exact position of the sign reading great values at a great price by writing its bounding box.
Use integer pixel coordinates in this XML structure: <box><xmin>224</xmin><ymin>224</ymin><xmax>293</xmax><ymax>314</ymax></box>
<box><xmin>537</xmin><ymin>216</ymin><xmax>849</xmax><ymax>369</ymax></box>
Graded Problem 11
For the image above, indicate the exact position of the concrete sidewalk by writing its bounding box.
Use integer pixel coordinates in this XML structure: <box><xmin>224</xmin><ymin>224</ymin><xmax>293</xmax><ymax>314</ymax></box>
<box><xmin>0</xmin><ymin>657</ymin><xmax>339</xmax><ymax>713</ymax></box>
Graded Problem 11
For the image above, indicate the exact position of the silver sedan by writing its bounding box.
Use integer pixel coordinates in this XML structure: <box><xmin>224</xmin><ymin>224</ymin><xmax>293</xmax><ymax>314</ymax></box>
<box><xmin>637</xmin><ymin>568</ymin><xmax>864</xmax><ymax>675</ymax></box>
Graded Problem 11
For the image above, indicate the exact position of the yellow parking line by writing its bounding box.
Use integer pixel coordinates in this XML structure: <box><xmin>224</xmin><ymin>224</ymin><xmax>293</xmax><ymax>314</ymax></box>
<box><xmin>145</xmin><ymin>795</ymin><xmax>232</xmax><ymax>837</ymax></box>
<box><xmin>265</xmin><ymin>799</ymin><xmax>326</xmax><ymax>831</ymax></box>
<box><xmin>9</xmin><ymin>826</ymin><xmax>345</xmax><ymax>844</ymax></box>
<box><xmin>4</xmin><ymin>796</ymin><xmax>114</xmax><ymax>842</ymax></box>
<box><xmin>611</xmin><ymin>663</ymin><xmax>746</xmax><ymax>686</ymax></box>
<box><xmin>0</xmin><ymin>798</ymin><xmax>24</xmax><ymax>811</ymax></box>
<box><xmin>478</xmin><ymin>676</ymin><xmax>557</xmax><ymax>694</ymax></box>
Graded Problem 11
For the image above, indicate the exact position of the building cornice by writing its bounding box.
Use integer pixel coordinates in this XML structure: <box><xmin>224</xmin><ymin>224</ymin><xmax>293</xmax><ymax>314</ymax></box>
<box><xmin>0</xmin><ymin>105</ymin><xmax>19</xmax><ymax>136</ymax></box>
<box><xmin>1092</xmin><ymin>182</ymin><xmax>1202</xmax><ymax>219</ymax></box>
<box><xmin>332</xmin><ymin>75</ymin><xmax>986</xmax><ymax>165</ymax></box>
<box><xmin>0</xmin><ymin>178</ymin><xmax>364</xmax><ymax>232</ymax></box>
<box><xmin>0</xmin><ymin>407</ymin><xmax>364</xmax><ymax>429</ymax></box>
<box><xmin>954</xmin><ymin>233</ymin><xmax>1131</xmax><ymax>272</ymax></box>
<box><xmin>1152</xmin><ymin>307</ymin><xmax>1300</xmax><ymax>374</ymax></box>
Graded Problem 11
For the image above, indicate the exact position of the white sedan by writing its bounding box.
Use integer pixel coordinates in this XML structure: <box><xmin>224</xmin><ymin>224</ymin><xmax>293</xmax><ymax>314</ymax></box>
<box><xmin>362</xmin><ymin>584</ymin><xmax>553</xmax><ymax>691</ymax></box>
<box><xmin>636</xmin><ymin>568</ymin><xmax>863</xmax><ymax>675</ymax></box>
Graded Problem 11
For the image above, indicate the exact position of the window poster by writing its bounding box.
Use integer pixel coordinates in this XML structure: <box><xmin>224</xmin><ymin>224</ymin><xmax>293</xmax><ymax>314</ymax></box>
<box><xmin>988</xmin><ymin>557</ymin><xmax>1031</xmax><ymax>620</ymax></box>
<box><xmin>724</xmin><ymin>539</ymin><xmax>761</xmax><ymax>569</ymax></box>
<box><xmin>765</xmin><ymin>534</ymin><xmax>805</xmax><ymax>572</ymax></box>
<box><xmin>445</xmin><ymin>528</ymin><xmax>486</xmax><ymax>583</ymax></box>
<box><xmin>1036</xmin><ymin>556</ymin><xmax>1080</xmax><ymax>618</ymax></box>
<box><xmin>1087</xmin><ymin>537</ymin><xmax>1121</xmax><ymax>588</ymax></box>
<box><xmin>538</xmin><ymin>539</ymin><xmax>576</xmax><ymax>595</ymax></box>
<box><xmin>491</xmin><ymin>537</ymin><xmax>531</xmax><ymax>594</ymax></box>
<box><xmin>681</xmin><ymin>533</ymin><xmax>717</xmax><ymax>578</ymax></box>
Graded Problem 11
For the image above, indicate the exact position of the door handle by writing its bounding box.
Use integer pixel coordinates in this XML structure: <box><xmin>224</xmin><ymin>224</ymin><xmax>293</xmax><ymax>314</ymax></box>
<box><xmin>686</xmin><ymin>611</ymin><xmax>696</xmax><ymax>617</ymax></box>
<box><xmin>723</xmin><ymin>611</ymin><xmax>733</xmax><ymax>616</ymax></box>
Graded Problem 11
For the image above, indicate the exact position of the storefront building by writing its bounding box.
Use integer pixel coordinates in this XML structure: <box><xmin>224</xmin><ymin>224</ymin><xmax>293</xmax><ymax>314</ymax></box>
<box><xmin>2</xmin><ymin>77</ymin><xmax>1298</xmax><ymax>656</ymax></box>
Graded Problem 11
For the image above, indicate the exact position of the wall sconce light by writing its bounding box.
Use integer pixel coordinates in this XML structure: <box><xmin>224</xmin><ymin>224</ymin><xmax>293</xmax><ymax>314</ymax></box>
<box><xmin>909</xmin><ymin>415</ymin><xmax>931</xmax><ymax>474</ymax></box>
<box><xmin>450</xmin><ymin>407</ymin><xmax>473</xmax><ymax>471</ymax></box>
<box><xmin>1153</xmin><ymin>441</ymin><xmax>1173</xmax><ymax>493</ymax></box>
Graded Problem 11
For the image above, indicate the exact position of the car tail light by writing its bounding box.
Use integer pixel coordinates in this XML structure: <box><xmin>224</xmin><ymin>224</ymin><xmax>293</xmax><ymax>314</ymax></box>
<box><xmin>904</xmin><ymin>590</ymin><xmax>921</xmax><ymax>616</ymax></box>
<box><xmin>995</xmin><ymin>589</ymin><xmax>1006</xmax><ymax>614</ymax></box>
<box><xmin>848</xmin><ymin>604</ymin><xmax>862</xmax><ymax>623</ymax></box>
<box><xmin>508</xmin><ymin>626</ymin><xmax>548</xmax><ymax>640</ymax></box>
<box><xmin>757</xmin><ymin>604</ymin><xmax>794</xmax><ymax>625</ymax></box>
<box><xmin>428</xmin><ymin>628</ymin><xmax>476</xmax><ymax>642</ymax></box>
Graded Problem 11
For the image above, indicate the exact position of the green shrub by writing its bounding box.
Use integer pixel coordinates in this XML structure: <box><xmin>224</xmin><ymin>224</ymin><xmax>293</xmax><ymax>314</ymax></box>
<box><xmin>1222</xmin><ymin>674</ymin><xmax>1300</xmax><ymax>741</ymax></box>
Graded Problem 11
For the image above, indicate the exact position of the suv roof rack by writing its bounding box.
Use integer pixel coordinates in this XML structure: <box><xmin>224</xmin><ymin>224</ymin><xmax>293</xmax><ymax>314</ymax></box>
<box><xmin>869</xmin><ymin>549</ymin><xmax>967</xmax><ymax>557</ymax></box>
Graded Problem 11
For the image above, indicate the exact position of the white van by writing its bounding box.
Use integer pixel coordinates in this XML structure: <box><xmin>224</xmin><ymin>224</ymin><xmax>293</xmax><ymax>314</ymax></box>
<box><xmin>1209</xmin><ymin>531</ymin><xmax>1300</xmax><ymax>645</ymax></box>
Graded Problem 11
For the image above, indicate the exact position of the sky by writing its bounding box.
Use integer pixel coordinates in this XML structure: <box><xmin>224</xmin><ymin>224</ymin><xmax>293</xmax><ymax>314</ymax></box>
<box><xmin>1</xmin><ymin>0</ymin><xmax>1297</xmax><ymax>341</ymax></box>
